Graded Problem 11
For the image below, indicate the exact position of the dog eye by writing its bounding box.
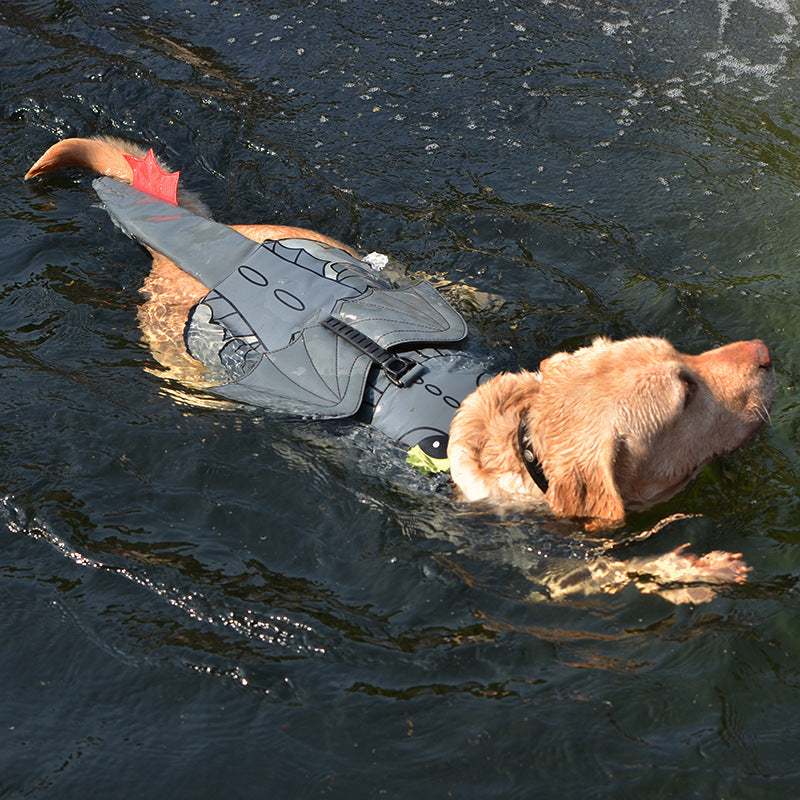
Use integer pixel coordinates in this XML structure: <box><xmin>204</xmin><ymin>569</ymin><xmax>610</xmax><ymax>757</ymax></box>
<box><xmin>680</xmin><ymin>372</ymin><xmax>698</xmax><ymax>408</ymax></box>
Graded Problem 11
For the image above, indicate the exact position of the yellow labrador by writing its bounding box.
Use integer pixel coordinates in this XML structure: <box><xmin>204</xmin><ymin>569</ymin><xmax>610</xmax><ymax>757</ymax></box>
<box><xmin>26</xmin><ymin>137</ymin><xmax>776</xmax><ymax>600</ymax></box>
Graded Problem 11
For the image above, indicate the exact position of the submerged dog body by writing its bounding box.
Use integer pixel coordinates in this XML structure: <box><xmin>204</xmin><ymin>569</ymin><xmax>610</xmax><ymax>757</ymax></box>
<box><xmin>25</xmin><ymin>137</ymin><xmax>775</xmax><ymax>540</ymax></box>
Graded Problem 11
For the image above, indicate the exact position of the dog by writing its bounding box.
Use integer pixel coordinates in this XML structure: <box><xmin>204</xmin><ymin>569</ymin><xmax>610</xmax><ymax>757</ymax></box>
<box><xmin>25</xmin><ymin>136</ymin><xmax>776</xmax><ymax>600</ymax></box>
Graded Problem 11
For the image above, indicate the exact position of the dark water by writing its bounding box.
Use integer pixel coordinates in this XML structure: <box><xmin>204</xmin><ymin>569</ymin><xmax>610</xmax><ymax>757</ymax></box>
<box><xmin>2</xmin><ymin>0</ymin><xmax>800</xmax><ymax>797</ymax></box>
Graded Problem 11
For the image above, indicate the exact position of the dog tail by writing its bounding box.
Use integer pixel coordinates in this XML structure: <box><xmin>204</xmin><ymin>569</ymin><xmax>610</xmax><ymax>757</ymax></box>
<box><xmin>24</xmin><ymin>136</ymin><xmax>154</xmax><ymax>184</ymax></box>
<box><xmin>25</xmin><ymin>136</ymin><xmax>210</xmax><ymax>213</ymax></box>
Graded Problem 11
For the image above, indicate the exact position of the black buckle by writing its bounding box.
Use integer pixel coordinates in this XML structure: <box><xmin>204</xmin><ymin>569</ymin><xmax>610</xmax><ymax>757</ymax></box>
<box><xmin>321</xmin><ymin>316</ymin><xmax>424</xmax><ymax>387</ymax></box>
<box><xmin>381</xmin><ymin>354</ymin><xmax>422</xmax><ymax>387</ymax></box>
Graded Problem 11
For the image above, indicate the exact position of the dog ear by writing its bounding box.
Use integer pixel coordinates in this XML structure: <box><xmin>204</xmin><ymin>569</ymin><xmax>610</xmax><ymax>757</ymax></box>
<box><xmin>544</xmin><ymin>437</ymin><xmax>626</xmax><ymax>530</ymax></box>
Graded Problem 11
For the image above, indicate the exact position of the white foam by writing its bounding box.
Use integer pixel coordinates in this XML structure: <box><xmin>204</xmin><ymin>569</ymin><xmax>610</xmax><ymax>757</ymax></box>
<box><xmin>601</xmin><ymin>18</ymin><xmax>631</xmax><ymax>36</ymax></box>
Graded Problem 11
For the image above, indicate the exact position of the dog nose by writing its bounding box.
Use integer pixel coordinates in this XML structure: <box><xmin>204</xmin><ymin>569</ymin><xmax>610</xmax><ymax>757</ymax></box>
<box><xmin>750</xmin><ymin>339</ymin><xmax>772</xmax><ymax>369</ymax></box>
<box><xmin>692</xmin><ymin>339</ymin><xmax>772</xmax><ymax>372</ymax></box>
<box><xmin>729</xmin><ymin>339</ymin><xmax>771</xmax><ymax>370</ymax></box>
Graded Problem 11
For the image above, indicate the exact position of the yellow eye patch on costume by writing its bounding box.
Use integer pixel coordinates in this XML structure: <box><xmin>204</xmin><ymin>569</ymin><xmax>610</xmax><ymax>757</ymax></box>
<box><xmin>406</xmin><ymin>435</ymin><xmax>450</xmax><ymax>474</ymax></box>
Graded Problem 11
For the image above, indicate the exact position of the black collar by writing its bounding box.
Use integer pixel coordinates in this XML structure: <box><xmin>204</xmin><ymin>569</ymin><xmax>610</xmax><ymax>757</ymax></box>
<box><xmin>516</xmin><ymin>415</ymin><xmax>549</xmax><ymax>494</ymax></box>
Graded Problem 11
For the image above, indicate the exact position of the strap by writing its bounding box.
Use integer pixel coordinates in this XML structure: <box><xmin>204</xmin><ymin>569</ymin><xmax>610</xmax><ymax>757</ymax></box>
<box><xmin>517</xmin><ymin>416</ymin><xmax>549</xmax><ymax>494</ymax></box>
<box><xmin>321</xmin><ymin>315</ymin><xmax>425</xmax><ymax>387</ymax></box>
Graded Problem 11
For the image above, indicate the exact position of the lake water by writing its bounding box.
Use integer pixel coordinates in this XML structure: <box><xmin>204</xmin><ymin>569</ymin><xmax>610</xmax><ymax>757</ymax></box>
<box><xmin>2</xmin><ymin>0</ymin><xmax>800</xmax><ymax>797</ymax></box>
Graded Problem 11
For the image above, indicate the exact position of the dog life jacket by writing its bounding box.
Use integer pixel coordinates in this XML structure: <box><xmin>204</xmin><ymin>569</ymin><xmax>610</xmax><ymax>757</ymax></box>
<box><xmin>93</xmin><ymin>177</ymin><xmax>492</xmax><ymax>473</ymax></box>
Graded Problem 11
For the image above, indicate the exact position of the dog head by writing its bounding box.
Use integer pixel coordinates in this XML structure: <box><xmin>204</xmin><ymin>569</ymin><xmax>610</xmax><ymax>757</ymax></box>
<box><xmin>449</xmin><ymin>336</ymin><xmax>775</xmax><ymax>530</ymax></box>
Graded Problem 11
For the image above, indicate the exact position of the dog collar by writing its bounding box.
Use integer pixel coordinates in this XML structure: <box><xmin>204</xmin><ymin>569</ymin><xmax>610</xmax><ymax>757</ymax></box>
<box><xmin>517</xmin><ymin>415</ymin><xmax>549</xmax><ymax>494</ymax></box>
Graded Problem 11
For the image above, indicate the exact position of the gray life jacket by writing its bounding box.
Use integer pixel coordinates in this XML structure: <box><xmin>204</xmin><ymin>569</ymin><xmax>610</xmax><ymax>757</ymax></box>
<box><xmin>93</xmin><ymin>177</ymin><xmax>493</xmax><ymax>471</ymax></box>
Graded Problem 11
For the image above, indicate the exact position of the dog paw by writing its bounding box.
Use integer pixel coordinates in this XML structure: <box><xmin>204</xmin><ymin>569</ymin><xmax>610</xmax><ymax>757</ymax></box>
<box><xmin>650</xmin><ymin>543</ymin><xmax>751</xmax><ymax>585</ymax></box>
<box><xmin>680</xmin><ymin>547</ymin><xmax>751</xmax><ymax>584</ymax></box>
<box><xmin>626</xmin><ymin>543</ymin><xmax>750</xmax><ymax>604</ymax></box>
